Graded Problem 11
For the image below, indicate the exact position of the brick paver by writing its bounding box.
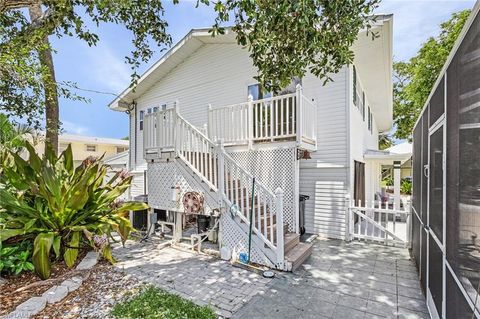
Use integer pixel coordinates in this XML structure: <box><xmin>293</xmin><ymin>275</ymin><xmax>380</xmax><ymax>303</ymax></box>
<box><xmin>112</xmin><ymin>240</ymin><xmax>272</xmax><ymax>318</ymax></box>
<box><xmin>112</xmin><ymin>238</ymin><xmax>428</xmax><ymax>319</ymax></box>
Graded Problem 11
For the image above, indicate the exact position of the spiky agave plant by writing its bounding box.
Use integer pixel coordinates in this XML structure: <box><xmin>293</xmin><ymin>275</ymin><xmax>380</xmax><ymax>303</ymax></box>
<box><xmin>0</xmin><ymin>142</ymin><xmax>147</xmax><ymax>279</ymax></box>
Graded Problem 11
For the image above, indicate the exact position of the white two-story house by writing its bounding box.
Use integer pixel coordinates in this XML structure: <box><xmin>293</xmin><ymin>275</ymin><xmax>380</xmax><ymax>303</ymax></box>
<box><xmin>109</xmin><ymin>15</ymin><xmax>394</xmax><ymax>271</ymax></box>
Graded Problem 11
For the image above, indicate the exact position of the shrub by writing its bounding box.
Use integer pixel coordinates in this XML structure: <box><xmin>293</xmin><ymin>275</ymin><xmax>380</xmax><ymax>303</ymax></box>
<box><xmin>0</xmin><ymin>241</ymin><xmax>34</xmax><ymax>275</ymax></box>
<box><xmin>0</xmin><ymin>142</ymin><xmax>148</xmax><ymax>279</ymax></box>
<box><xmin>401</xmin><ymin>178</ymin><xmax>412</xmax><ymax>195</ymax></box>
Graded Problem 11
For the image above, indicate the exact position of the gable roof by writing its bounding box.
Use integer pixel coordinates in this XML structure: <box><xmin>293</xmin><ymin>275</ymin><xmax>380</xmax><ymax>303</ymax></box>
<box><xmin>109</xmin><ymin>28</ymin><xmax>238</xmax><ymax>111</ymax></box>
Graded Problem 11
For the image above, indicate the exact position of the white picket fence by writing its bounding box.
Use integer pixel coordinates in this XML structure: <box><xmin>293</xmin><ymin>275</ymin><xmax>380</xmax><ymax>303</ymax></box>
<box><xmin>347</xmin><ymin>198</ymin><xmax>412</xmax><ymax>247</ymax></box>
<box><xmin>208</xmin><ymin>84</ymin><xmax>316</xmax><ymax>150</ymax></box>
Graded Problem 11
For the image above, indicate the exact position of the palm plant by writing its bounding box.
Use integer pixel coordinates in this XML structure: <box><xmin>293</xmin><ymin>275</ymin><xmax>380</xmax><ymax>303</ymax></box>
<box><xmin>0</xmin><ymin>142</ymin><xmax>147</xmax><ymax>279</ymax></box>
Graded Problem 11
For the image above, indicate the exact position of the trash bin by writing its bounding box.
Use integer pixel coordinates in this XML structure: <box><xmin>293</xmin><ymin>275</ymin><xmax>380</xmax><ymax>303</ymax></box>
<box><xmin>132</xmin><ymin>194</ymin><xmax>148</xmax><ymax>231</ymax></box>
<box><xmin>197</xmin><ymin>215</ymin><xmax>210</xmax><ymax>234</ymax></box>
<box><xmin>299</xmin><ymin>194</ymin><xmax>310</xmax><ymax>235</ymax></box>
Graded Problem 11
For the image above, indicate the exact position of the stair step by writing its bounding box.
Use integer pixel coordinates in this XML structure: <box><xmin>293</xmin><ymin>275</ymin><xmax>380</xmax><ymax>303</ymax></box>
<box><xmin>285</xmin><ymin>242</ymin><xmax>314</xmax><ymax>271</ymax></box>
<box><xmin>284</xmin><ymin>233</ymin><xmax>300</xmax><ymax>254</ymax></box>
<box><xmin>266</xmin><ymin>223</ymin><xmax>289</xmax><ymax>243</ymax></box>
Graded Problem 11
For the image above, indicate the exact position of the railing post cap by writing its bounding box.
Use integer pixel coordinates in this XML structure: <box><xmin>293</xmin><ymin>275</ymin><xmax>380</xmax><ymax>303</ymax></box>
<box><xmin>296</xmin><ymin>83</ymin><xmax>302</xmax><ymax>91</ymax></box>
<box><xmin>208</xmin><ymin>103</ymin><xmax>212</xmax><ymax>109</ymax></box>
<box><xmin>345</xmin><ymin>194</ymin><xmax>351</xmax><ymax>200</ymax></box>
<box><xmin>274</xmin><ymin>188</ymin><xmax>284</xmax><ymax>196</ymax></box>
<box><xmin>248</xmin><ymin>94</ymin><xmax>253</xmax><ymax>102</ymax></box>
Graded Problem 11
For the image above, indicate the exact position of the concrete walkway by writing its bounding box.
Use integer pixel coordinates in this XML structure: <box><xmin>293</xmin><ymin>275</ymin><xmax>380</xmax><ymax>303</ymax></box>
<box><xmin>112</xmin><ymin>238</ymin><xmax>428</xmax><ymax>319</ymax></box>
<box><xmin>235</xmin><ymin>239</ymin><xmax>429</xmax><ymax>319</ymax></box>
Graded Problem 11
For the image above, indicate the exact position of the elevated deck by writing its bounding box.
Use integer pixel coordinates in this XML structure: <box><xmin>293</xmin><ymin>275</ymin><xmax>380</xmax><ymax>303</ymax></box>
<box><xmin>143</xmin><ymin>84</ymin><xmax>317</xmax><ymax>157</ymax></box>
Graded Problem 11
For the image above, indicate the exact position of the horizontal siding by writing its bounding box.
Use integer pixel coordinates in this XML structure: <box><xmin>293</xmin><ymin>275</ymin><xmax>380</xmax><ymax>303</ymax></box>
<box><xmin>300</xmin><ymin>167</ymin><xmax>348</xmax><ymax>239</ymax></box>
<box><xmin>301</xmin><ymin>67</ymin><xmax>348</xmax><ymax>167</ymax></box>
<box><xmin>134</xmin><ymin>43</ymin><xmax>257</xmax><ymax>166</ymax></box>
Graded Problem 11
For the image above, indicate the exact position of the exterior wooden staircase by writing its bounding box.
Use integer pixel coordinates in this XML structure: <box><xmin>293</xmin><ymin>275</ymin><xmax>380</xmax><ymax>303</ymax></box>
<box><xmin>144</xmin><ymin>102</ymin><xmax>313</xmax><ymax>271</ymax></box>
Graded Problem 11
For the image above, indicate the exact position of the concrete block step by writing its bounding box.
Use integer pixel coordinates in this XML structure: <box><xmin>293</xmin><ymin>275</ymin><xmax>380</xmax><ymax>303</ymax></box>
<box><xmin>285</xmin><ymin>242</ymin><xmax>313</xmax><ymax>271</ymax></box>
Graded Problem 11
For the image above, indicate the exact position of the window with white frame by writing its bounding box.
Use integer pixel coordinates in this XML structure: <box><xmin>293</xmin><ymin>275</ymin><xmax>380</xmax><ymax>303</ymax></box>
<box><xmin>86</xmin><ymin>144</ymin><xmax>97</xmax><ymax>152</ymax></box>
<box><xmin>368</xmin><ymin>107</ymin><xmax>372</xmax><ymax>133</ymax></box>
<box><xmin>139</xmin><ymin>110</ymin><xmax>144</xmax><ymax>131</ymax></box>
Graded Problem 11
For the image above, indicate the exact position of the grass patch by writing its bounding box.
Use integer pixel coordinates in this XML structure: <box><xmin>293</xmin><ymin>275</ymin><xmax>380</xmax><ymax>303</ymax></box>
<box><xmin>111</xmin><ymin>286</ymin><xmax>217</xmax><ymax>319</ymax></box>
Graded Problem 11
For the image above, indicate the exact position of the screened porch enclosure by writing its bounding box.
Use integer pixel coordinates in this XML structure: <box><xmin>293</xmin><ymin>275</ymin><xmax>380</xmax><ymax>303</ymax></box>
<box><xmin>411</xmin><ymin>7</ymin><xmax>479</xmax><ymax>318</ymax></box>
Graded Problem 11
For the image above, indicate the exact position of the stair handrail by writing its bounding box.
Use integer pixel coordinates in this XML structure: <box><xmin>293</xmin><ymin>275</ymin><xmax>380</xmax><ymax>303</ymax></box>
<box><xmin>171</xmin><ymin>108</ymin><xmax>285</xmax><ymax>266</ymax></box>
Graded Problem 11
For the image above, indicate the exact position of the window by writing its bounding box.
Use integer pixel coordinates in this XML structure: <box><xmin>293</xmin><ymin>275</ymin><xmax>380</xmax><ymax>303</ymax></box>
<box><xmin>116</xmin><ymin>146</ymin><xmax>127</xmax><ymax>153</ymax></box>
<box><xmin>368</xmin><ymin>106</ymin><xmax>372</xmax><ymax>132</ymax></box>
<box><xmin>362</xmin><ymin>92</ymin><xmax>366</xmax><ymax>121</ymax></box>
<box><xmin>353</xmin><ymin>66</ymin><xmax>357</xmax><ymax>105</ymax></box>
<box><xmin>247</xmin><ymin>84</ymin><xmax>271</xmax><ymax>101</ymax></box>
<box><xmin>139</xmin><ymin>110</ymin><xmax>144</xmax><ymax>131</ymax></box>
<box><xmin>86</xmin><ymin>144</ymin><xmax>97</xmax><ymax>152</ymax></box>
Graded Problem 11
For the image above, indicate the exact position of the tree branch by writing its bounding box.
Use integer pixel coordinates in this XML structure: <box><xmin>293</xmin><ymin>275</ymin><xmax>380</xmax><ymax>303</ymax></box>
<box><xmin>0</xmin><ymin>0</ymin><xmax>36</xmax><ymax>13</ymax></box>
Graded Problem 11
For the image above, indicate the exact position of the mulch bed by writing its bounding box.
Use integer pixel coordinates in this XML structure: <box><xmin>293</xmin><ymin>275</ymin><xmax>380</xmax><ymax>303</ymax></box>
<box><xmin>32</xmin><ymin>262</ymin><xmax>143</xmax><ymax>319</ymax></box>
<box><xmin>0</xmin><ymin>250</ymin><xmax>87</xmax><ymax>316</ymax></box>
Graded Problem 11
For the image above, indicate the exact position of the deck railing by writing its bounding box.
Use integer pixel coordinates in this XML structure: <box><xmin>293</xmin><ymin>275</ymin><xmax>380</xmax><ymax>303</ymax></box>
<box><xmin>208</xmin><ymin>84</ymin><xmax>316</xmax><ymax>149</ymax></box>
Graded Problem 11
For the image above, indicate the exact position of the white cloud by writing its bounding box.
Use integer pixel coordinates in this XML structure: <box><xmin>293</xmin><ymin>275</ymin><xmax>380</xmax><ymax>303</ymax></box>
<box><xmin>85</xmin><ymin>43</ymin><xmax>131</xmax><ymax>93</ymax></box>
<box><xmin>62</xmin><ymin>120</ymin><xmax>91</xmax><ymax>135</ymax></box>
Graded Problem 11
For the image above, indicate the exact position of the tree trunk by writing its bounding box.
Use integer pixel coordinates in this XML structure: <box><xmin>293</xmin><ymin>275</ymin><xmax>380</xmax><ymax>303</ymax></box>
<box><xmin>29</xmin><ymin>2</ymin><xmax>59</xmax><ymax>155</ymax></box>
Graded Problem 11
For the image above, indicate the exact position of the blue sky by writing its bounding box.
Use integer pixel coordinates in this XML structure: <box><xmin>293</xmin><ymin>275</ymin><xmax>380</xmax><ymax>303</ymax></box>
<box><xmin>50</xmin><ymin>0</ymin><xmax>475</xmax><ymax>139</ymax></box>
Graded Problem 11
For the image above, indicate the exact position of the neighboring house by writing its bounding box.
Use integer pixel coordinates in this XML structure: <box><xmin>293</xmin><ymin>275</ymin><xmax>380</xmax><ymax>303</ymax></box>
<box><xmin>109</xmin><ymin>15</ymin><xmax>393</xmax><ymax>270</ymax></box>
<box><xmin>35</xmin><ymin>134</ymin><xmax>129</xmax><ymax>166</ymax></box>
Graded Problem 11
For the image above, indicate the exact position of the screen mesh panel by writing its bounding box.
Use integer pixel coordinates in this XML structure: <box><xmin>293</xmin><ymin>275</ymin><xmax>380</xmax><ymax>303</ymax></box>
<box><xmin>446</xmin><ymin>11</ymin><xmax>480</xmax><ymax>311</ymax></box>
<box><xmin>421</xmin><ymin>113</ymin><xmax>429</xmax><ymax>225</ymax></box>
<box><xmin>428</xmin><ymin>235</ymin><xmax>443</xmax><ymax>316</ymax></box>
<box><xmin>429</xmin><ymin>76</ymin><xmax>445</xmax><ymax>127</ymax></box>
<box><xmin>429</xmin><ymin>127</ymin><xmax>444</xmax><ymax>243</ymax></box>
<box><xmin>446</xmin><ymin>269</ymin><xmax>475</xmax><ymax>319</ymax></box>
<box><xmin>420</xmin><ymin>228</ymin><xmax>427</xmax><ymax>293</ymax></box>
<box><xmin>413</xmin><ymin>121</ymin><xmax>422</xmax><ymax>218</ymax></box>
<box><xmin>411</xmin><ymin>214</ymin><xmax>421</xmax><ymax>271</ymax></box>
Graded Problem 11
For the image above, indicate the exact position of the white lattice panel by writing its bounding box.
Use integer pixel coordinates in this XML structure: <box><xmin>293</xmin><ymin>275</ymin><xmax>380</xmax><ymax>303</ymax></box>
<box><xmin>220</xmin><ymin>213</ymin><xmax>273</xmax><ymax>267</ymax></box>
<box><xmin>147</xmin><ymin>161</ymin><xmax>219</xmax><ymax>212</ymax></box>
<box><xmin>227</xmin><ymin>147</ymin><xmax>297</xmax><ymax>232</ymax></box>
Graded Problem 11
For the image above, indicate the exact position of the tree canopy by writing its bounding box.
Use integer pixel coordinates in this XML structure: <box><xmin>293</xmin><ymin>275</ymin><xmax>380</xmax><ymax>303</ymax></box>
<box><xmin>1</xmin><ymin>0</ymin><xmax>380</xmax><ymax>130</ymax></box>
<box><xmin>393</xmin><ymin>9</ymin><xmax>470</xmax><ymax>140</ymax></box>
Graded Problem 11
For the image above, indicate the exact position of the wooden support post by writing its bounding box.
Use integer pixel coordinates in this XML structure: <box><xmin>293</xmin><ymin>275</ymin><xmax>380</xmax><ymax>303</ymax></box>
<box><xmin>217</xmin><ymin>139</ymin><xmax>225</xmax><ymax>205</ymax></box>
<box><xmin>275</xmin><ymin>188</ymin><xmax>284</xmax><ymax>266</ymax></box>
<box><xmin>296</xmin><ymin>84</ymin><xmax>303</xmax><ymax>146</ymax></box>
<box><xmin>345</xmin><ymin>194</ymin><xmax>351</xmax><ymax>241</ymax></box>
<box><xmin>247</xmin><ymin>95</ymin><xmax>253</xmax><ymax>150</ymax></box>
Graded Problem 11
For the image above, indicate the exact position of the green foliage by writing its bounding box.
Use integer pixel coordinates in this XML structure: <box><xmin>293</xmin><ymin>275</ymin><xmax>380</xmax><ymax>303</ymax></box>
<box><xmin>0</xmin><ymin>142</ymin><xmax>148</xmax><ymax>279</ymax></box>
<box><xmin>401</xmin><ymin>178</ymin><xmax>412</xmax><ymax>195</ymax></box>
<box><xmin>111</xmin><ymin>286</ymin><xmax>217</xmax><ymax>319</ymax></box>
<box><xmin>393</xmin><ymin>10</ymin><xmax>470</xmax><ymax>140</ymax></box>
<box><xmin>208</xmin><ymin>0</ymin><xmax>380</xmax><ymax>92</ymax></box>
<box><xmin>379</xmin><ymin>134</ymin><xmax>393</xmax><ymax>150</ymax></box>
<box><xmin>1</xmin><ymin>0</ymin><xmax>380</xmax><ymax>126</ymax></box>
<box><xmin>0</xmin><ymin>241</ymin><xmax>34</xmax><ymax>275</ymax></box>
<box><xmin>383</xmin><ymin>175</ymin><xmax>393</xmax><ymax>187</ymax></box>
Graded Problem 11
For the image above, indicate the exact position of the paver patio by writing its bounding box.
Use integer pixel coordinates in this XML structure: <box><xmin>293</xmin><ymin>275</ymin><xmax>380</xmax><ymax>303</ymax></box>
<box><xmin>112</xmin><ymin>238</ymin><xmax>429</xmax><ymax>319</ymax></box>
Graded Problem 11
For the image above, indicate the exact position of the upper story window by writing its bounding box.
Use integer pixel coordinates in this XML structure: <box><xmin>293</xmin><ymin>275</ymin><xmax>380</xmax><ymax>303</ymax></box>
<box><xmin>116</xmin><ymin>146</ymin><xmax>127</xmax><ymax>153</ymax></box>
<box><xmin>86</xmin><ymin>144</ymin><xmax>97</xmax><ymax>152</ymax></box>
<box><xmin>248</xmin><ymin>84</ymin><xmax>271</xmax><ymax>101</ymax></box>
<box><xmin>139</xmin><ymin>110</ymin><xmax>144</xmax><ymax>131</ymax></box>
<box><xmin>368</xmin><ymin>107</ymin><xmax>372</xmax><ymax>133</ymax></box>
<box><xmin>353</xmin><ymin>66</ymin><xmax>357</xmax><ymax>106</ymax></box>
<box><xmin>362</xmin><ymin>92</ymin><xmax>366</xmax><ymax>121</ymax></box>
